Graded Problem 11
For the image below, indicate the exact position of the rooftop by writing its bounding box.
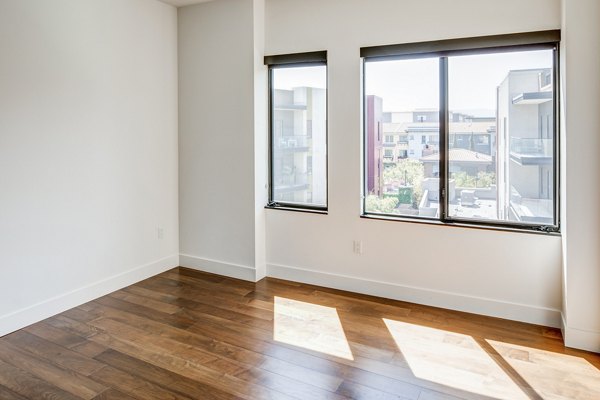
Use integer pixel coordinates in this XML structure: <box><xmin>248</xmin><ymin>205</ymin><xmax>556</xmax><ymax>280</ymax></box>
<box><xmin>420</xmin><ymin>148</ymin><xmax>493</xmax><ymax>163</ymax></box>
<box><xmin>383</xmin><ymin>121</ymin><xmax>495</xmax><ymax>134</ymax></box>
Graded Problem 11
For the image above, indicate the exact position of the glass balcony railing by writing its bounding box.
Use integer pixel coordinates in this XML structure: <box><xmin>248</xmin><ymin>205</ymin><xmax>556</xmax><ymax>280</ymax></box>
<box><xmin>275</xmin><ymin>135</ymin><xmax>311</xmax><ymax>149</ymax></box>
<box><xmin>273</xmin><ymin>171</ymin><xmax>309</xmax><ymax>187</ymax></box>
<box><xmin>510</xmin><ymin>137</ymin><xmax>552</xmax><ymax>157</ymax></box>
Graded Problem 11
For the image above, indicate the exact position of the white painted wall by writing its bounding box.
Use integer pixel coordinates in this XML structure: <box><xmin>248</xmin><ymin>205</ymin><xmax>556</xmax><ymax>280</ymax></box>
<box><xmin>0</xmin><ymin>0</ymin><xmax>179</xmax><ymax>336</ymax></box>
<box><xmin>178</xmin><ymin>0</ymin><xmax>267</xmax><ymax>281</ymax></box>
<box><xmin>253</xmin><ymin>0</ymin><xmax>268</xmax><ymax>280</ymax></box>
<box><xmin>561</xmin><ymin>0</ymin><xmax>600</xmax><ymax>351</ymax></box>
<box><xmin>265</xmin><ymin>0</ymin><xmax>563</xmax><ymax>327</ymax></box>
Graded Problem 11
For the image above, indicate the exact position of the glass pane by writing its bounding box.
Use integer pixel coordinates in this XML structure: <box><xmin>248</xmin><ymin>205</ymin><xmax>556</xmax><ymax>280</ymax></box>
<box><xmin>448</xmin><ymin>50</ymin><xmax>555</xmax><ymax>225</ymax></box>
<box><xmin>364</xmin><ymin>58</ymin><xmax>439</xmax><ymax>217</ymax></box>
<box><xmin>271</xmin><ymin>65</ymin><xmax>327</xmax><ymax>207</ymax></box>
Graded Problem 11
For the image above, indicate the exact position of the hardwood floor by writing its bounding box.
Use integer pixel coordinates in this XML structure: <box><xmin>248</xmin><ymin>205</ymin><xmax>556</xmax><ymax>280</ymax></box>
<box><xmin>1</xmin><ymin>267</ymin><xmax>599</xmax><ymax>400</ymax></box>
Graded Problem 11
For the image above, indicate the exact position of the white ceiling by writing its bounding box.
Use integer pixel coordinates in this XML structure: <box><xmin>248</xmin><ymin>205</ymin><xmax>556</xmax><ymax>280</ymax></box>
<box><xmin>158</xmin><ymin>0</ymin><xmax>215</xmax><ymax>7</ymax></box>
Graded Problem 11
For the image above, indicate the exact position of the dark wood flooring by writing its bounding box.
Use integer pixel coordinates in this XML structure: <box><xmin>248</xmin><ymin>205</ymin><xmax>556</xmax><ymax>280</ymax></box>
<box><xmin>1</xmin><ymin>267</ymin><xmax>599</xmax><ymax>399</ymax></box>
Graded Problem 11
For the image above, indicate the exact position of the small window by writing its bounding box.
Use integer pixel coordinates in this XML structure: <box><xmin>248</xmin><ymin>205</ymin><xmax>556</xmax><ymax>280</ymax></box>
<box><xmin>265</xmin><ymin>51</ymin><xmax>327</xmax><ymax>211</ymax></box>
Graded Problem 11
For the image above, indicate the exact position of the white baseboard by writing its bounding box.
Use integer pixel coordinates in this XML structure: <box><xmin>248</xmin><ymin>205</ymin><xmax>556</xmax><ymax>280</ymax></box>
<box><xmin>179</xmin><ymin>254</ymin><xmax>257</xmax><ymax>282</ymax></box>
<box><xmin>0</xmin><ymin>254</ymin><xmax>179</xmax><ymax>338</ymax></box>
<box><xmin>562</xmin><ymin>313</ymin><xmax>600</xmax><ymax>352</ymax></box>
<box><xmin>267</xmin><ymin>263</ymin><xmax>562</xmax><ymax>328</ymax></box>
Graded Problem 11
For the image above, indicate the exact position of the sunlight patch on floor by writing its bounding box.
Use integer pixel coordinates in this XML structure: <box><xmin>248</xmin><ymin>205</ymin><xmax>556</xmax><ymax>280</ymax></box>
<box><xmin>488</xmin><ymin>339</ymin><xmax>600</xmax><ymax>400</ymax></box>
<box><xmin>383</xmin><ymin>318</ymin><xmax>528</xmax><ymax>400</ymax></box>
<box><xmin>273</xmin><ymin>296</ymin><xmax>354</xmax><ymax>360</ymax></box>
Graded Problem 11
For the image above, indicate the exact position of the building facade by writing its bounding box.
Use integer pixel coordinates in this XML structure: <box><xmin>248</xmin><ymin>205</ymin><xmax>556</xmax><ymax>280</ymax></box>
<box><xmin>496</xmin><ymin>68</ymin><xmax>554</xmax><ymax>224</ymax></box>
<box><xmin>272</xmin><ymin>87</ymin><xmax>327</xmax><ymax>205</ymax></box>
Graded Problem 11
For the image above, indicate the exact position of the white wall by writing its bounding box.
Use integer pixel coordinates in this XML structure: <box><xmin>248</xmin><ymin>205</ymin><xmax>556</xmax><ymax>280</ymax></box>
<box><xmin>253</xmin><ymin>0</ymin><xmax>268</xmax><ymax>280</ymax></box>
<box><xmin>0</xmin><ymin>0</ymin><xmax>179</xmax><ymax>336</ymax></box>
<box><xmin>265</xmin><ymin>0</ymin><xmax>563</xmax><ymax>327</ymax></box>
<box><xmin>561</xmin><ymin>0</ymin><xmax>600</xmax><ymax>351</ymax></box>
<box><xmin>178</xmin><ymin>0</ymin><xmax>267</xmax><ymax>281</ymax></box>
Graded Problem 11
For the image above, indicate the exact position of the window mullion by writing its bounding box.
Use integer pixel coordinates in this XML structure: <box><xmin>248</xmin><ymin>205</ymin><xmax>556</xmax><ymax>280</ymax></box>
<box><xmin>268</xmin><ymin>66</ymin><xmax>274</xmax><ymax>203</ymax></box>
<box><xmin>552</xmin><ymin>46</ymin><xmax>561</xmax><ymax>230</ymax></box>
<box><xmin>439</xmin><ymin>57</ymin><xmax>449</xmax><ymax>222</ymax></box>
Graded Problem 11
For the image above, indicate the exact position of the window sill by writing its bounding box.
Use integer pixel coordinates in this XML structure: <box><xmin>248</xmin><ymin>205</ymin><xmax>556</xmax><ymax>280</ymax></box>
<box><xmin>360</xmin><ymin>213</ymin><xmax>561</xmax><ymax>236</ymax></box>
<box><xmin>265</xmin><ymin>204</ymin><xmax>328</xmax><ymax>215</ymax></box>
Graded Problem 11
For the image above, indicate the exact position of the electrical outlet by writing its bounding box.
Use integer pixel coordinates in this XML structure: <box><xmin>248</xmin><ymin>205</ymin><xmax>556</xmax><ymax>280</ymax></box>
<box><xmin>157</xmin><ymin>227</ymin><xmax>164</xmax><ymax>240</ymax></box>
<box><xmin>353</xmin><ymin>240</ymin><xmax>363</xmax><ymax>255</ymax></box>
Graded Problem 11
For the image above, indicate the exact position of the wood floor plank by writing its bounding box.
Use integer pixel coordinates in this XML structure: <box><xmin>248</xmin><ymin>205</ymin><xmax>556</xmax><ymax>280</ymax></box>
<box><xmin>0</xmin><ymin>384</ymin><xmax>29</xmax><ymax>400</ymax></box>
<box><xmin>160</xmin><ymin>270</ymin><xmax>254</xmax><ymax>297</ymax></box>
<box><xmin>109</xmin><ymin>290</ymin><xmax>183</xmax><ymax>315</ymax></box>
<box><xmin>3</xmin><ymin>330</ymin><xmax>105</xmax><ymax>376</ymax></box>
<box><xmin>0</xmin><ymin>358</ymin><xmax>81</xmax><ymax>400</ymax></box>
<box><xmin>417</xmin><ymin>390</ymin><xmax>467</xmax><ymax>400</ymax></box>
<box><xmin>92</xmin><ymin>388</ymin><xmax>138</xmax><ymax>400</ymax></box>
<box><xmin>182</xmin><ymin>309</ymin><xmax>442</xmax><ymax>399</ymax></box>
<box><xmin>136</xmin><ymin>276</ymin><xmax>274</xmax><ymax>321</ymax></box>
<box><xmin>24</xmin><ymin>320</ymin><xmax>88</xmax><ymax>348</ymax></box>
<box><xmin>336</xmin><ymin>380</ymin><xmax>413</xmax><ymax>400</ymax></box>
<box><xmin>86</xmin><ymin>317</ymin><xmax>344</xmax><ymax>399</ymax></box>
<box><xmin>0</xmin><ymin>340</ymin><xmax>107</xmax><ymax>399</ymax></box>
<box><xmin>2</xmin><ymin>266</ymin><xmax>600</xmax><ymax>400</ymax></box>
<box><xmin>44</xmin><ymin>314</ymin><xmax>102</xmax><ymax>338</ymax></box>
<box><xmin>87</xmin><ymin>327</ymin><xmax>296</xmax><ymax>400</ymax></box>
<box><xmin>80</xmin><ymin>302</ymin><xmax>344</xmax><ymax>392</ymax></box>
<box><xmin>71</xmin><ymin>340</ymin><xmax>110</xmax><ymax>358</ymax></box>
<box><xmin>92</xmin><ymin>295</ymin><xmax>196</xmax><ymax>329</ymax></box>
<box><xmin>95</xmin><ymin>349</ymin><xmax>241</xmax><ymax>400</ymax></box>
<box><xmin>233</xmin><ymin>368</ymin><xmax>346</xmax><ymax>400</ymax></box>
<box><xmin>90</xmin><ymin>365</ymin><xmax>195</xmax><ymax>400</ymax></box>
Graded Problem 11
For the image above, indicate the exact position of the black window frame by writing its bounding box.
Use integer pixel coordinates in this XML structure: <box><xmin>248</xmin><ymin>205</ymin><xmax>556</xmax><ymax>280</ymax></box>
<box><xmin>264</xmin><ymin>51</ymin><xmax>328</xmax><ymax>214</ymax></box>
<box><xmin>361</xmin><ymin>31</ymin><xmax>561</xmax><ymax>234</ymax></box>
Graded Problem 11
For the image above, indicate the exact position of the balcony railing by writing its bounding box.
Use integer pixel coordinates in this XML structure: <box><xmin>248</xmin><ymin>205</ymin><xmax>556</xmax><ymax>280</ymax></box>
<box><xmin>275</xmin><ymin>135</ymin><xmax>311</xmax><ymax>150</ymax></box>
<box><xmin>510</xmin><ymin>138</ymin><xmax>553</xmax><ymax>165</ymax></box>
<box><xmin>510</xmin><ymin>137</ymin><xmax>552</xmax><ymax>157</ymax></box>
<box><xmin>273</xmin><ymin>171</ymin><xmax>309</xmax><ymax>187</ymax></box>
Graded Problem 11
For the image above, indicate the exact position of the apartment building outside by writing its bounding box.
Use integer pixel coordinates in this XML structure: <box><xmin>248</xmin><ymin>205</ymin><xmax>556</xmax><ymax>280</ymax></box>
<box><xmin>496</xmin><ymin>68</ymin><xmax>554</xmax><ymax>224</ymax></box>
<box><xmin>272</xmin><ymin>87</ymin><xmax>327</xmax><ymax>205</ymax></box>
<box><xmin>380</xmin><ymin>111</ymin><xmax>495</xmax><ymax>163</ymax></box>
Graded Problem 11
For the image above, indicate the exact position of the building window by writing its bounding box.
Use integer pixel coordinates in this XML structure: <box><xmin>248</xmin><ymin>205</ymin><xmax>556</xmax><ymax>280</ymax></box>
<box><xmin>265</xmin><ymin>51</ymin><xmax>327</xmax><ymax>211</ymax></box>
<box><xmin>362</xmin><ymin>31</ymin><xmax>560</xmax><ymax>232</ymax></box>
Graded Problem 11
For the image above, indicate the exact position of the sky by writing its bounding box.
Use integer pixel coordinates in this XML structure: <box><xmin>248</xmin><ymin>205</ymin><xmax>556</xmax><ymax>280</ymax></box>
<box><xmin>366</xmin><ymin>49</ymin><xmax>553</xmax><ymax>114</ymax></box>
<box><xmin>272</xmin><ymin>65</ymin><xmax>327</xmax><ymax>90</ymax></box>
<box><xmin>272</xmin><ymin>49</ymin><xmax>553</xmax><ymax>117</ymax></box>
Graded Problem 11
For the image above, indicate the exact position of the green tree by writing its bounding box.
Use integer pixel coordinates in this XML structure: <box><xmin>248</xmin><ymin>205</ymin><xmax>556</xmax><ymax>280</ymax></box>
<box><xmin>382</xmin><ymin>159</ymin><xmax>425</xmax><ymax>207</ymax></box>
<box><xmin>365</xmin><ymin>195</ymin><xmax>399</xmax><ymax>214</ymax></box>
<box><xmin>477</xmin><ymin>171</ymin><xmax>496</xmax><ymax>187</ymax></box>
<box><xmin>453</xmin><ymin>171</ymin><xmax>496</xmax><ymax>188</ymax></box>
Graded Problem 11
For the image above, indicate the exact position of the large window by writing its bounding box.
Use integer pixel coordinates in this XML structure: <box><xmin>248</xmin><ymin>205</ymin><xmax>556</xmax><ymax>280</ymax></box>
<box><xmin>265</xmin><ymin>52</ymin><xmax>327</xmax><ymax>211</ymax></box>
<box><xmin>362</xmin><ymin>31</ymin><xmax>560</xmax><ymax>232</ymax></box>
